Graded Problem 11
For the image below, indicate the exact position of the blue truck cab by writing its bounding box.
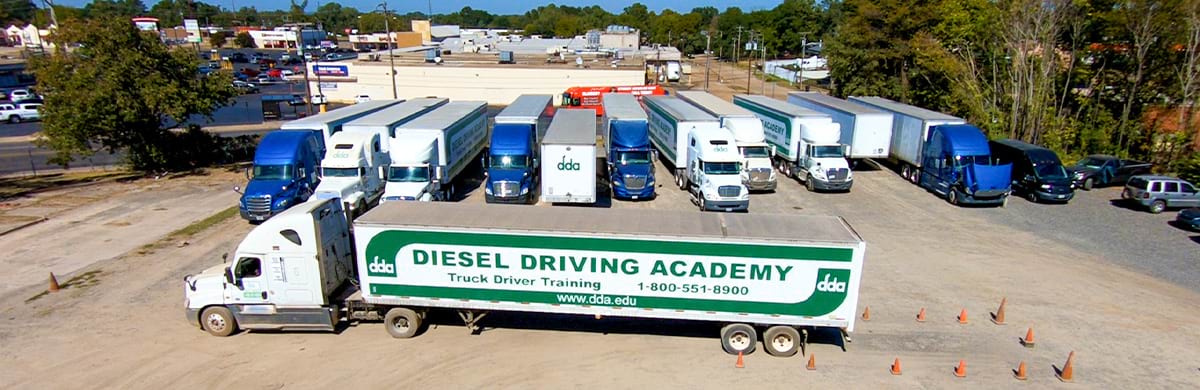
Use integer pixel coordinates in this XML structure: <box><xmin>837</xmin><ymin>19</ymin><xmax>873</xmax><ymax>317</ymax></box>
<box><xmin>237</xmin><ymin>130</ymin><xmax>322</xmax><ymax>222</ymax></box>
<box><xmin>602</xmin><ymin>94</ymin><xmax>655</xmax><ymax>200</ymax></box>
<box><xmin>485</xmin><ymin>95</ymin><xmax>554</xmax><ymax>204</ymax></box>
<box><xmin>918</xmin><ymin>124</ymin><xmax>1012</xmax><ymax>206</ymax></box>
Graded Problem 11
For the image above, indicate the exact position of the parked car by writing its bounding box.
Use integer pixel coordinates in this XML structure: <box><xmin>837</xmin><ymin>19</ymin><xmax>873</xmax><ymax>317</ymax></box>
<box><xmin>1071</xmin><ymin>155</ymin><xmax>1151</xmax><ymax>190</ymax></box>
<box><xmin>232</xmin><ymin>80</ymin><xmax>259</xmax><ymax>94</ymax></box>
<box><xmin>229</xmin><ymin>52</ymin><xmax>248</xmax><ymax>63</ymax></box>
<box><xmin>0</xmin><ymin>102</ymin><xmax>43</xmax><ymax>123</ymax></box>
<box><xmin>288</xmin><ymin>94</ymin><xmax>306</xmax><ymax>106</ymax></box>
<box><xmin>311</xmin><ymin>94</ymin><xmax>328</xmax><ymax>105</ymax></box>
<box><xmin>990</xmin><ymin>139</ymin><xmax>1075</xmax><ymax>203</ymax></box>
<box><xmin>8</xmin><ymin>89</ymin><xmax>30</xmax><ymax>101</ymax></box>
<box><xmin>278</xmin><ymin>69</ymin><xmax>295</xmax><ymax>77</ymax></box>
<box><xmin>1122</xmin><ymin>175</ymin><xmax>1200</xmax><ymax>213</ymax></box>
<box><xmin>1177</xmin><ymin>208</ymin><xmax>1200</xmax><ymax>230</ymax></box>
<box><xmin>354</xmin><ymin>95</ymin><xmax>371</xmax><ymax>104</ymax></box>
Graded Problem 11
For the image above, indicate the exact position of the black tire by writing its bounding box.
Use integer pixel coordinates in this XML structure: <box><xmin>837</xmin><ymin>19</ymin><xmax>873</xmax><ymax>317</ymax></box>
<box><xmin>675</xmin><ymin>174</ymin><xmax>684</xmax><ymax>190</ymax></box>
<box><xmin>8</xmin><ymin>115</ymin><xmax>19</xmax><ymax>124</ymax></box>
<box><xmin>1082</xmin><ymin>178</ymin><xmax>1094</xmax><ymax>191</ymax></box>
<box><xmin>383</xmin><ymin>307</ymin><xmax>422</xmax><ymax>338</ymax></box>
<box><xmin>1149</xmin><ymin>200</ymin><xmax>1166</xmax><ymax>214</ymax></box>
<box><xmin>200</xmin><ymin>306</ymin><xmax>237</xmax><ymax>337</ymax></box>
<box><xmin>697</xmin><ymin>192</ymin><xmax>705</xmax><ymax>211</ymax></box>
<box><xmin>900</xmin><ymin>165</ymin><xmax>911</xmax><ymax>181</ymax></box>
<box><xmin>806</xmin><ymin>174</ymin><xmax>815</xmax><ymax>192</ymax></box>
<box><xmin>720</xmin><ymin>323</ymin><xmax>757</xmax><ymax>355</ymax></box>
<box><xmin>947</xmin><ymin>188</ymin><xmax>959</xmax><ymax>205</ymax></box>
<box><xmin>1026</xmin><ymin>191</ymin><xmax>1038</xmax><ymax>203</ymax></box>
<box><xmin>762</xmin><ymin>326</ymin><xmax>801</xmax><ymax>357</ymax></box>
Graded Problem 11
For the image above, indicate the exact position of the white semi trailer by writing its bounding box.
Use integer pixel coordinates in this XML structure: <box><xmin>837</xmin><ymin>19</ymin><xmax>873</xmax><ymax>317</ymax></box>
<box><xmin>787</xmin><ymin>92</ymin><xmax>893</xmax><ymax>163</ymax></box>
<box><xmin>184</xmin><ymin>199</ymin><xmax>866</xmax><ymax>357</ymax></box>
<box><xmin>734</xmin><ymin>95</ymin><xmax>853</xmax><ymax>192</ymax></box>
<box><xmin>383</xmin><ymin>101</ymin><xmax>489</xmax><ymax>202</ymax></box>
<box><xmin>279</xmin><ymin>99</ymin><xmax>404</xmax><ymax>154</ymax></box>
<box><xmin>540</xmin><ymin>109</ymin><xmax>598</xmax><ymax>204</ymax></box>
<box><xmin>340</xmin><ymin>97</ymin><xmax>449</xmax><ymax>153</ymax></box>
<box><xmin>642</xmin><ymin>95</ymin><xmax>722</xmax><ymax>189</ymax></box>
<box><xmin>677</xmin><ymin>91</ymin><xmax>777</xmax><ymax>192</ymax></box>
<box><xmin>847</xmin><ymin>96</ymin><xmax>966</xmax><ymax>183</ymax></box>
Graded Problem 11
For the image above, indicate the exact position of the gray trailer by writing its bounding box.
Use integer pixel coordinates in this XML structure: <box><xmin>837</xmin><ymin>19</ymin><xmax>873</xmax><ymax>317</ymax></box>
<box><xmin>847</xmin><ymin>96</ymin><xmax>965</xmax><ymax>183</ymax></box>
<box><xmin>788</xmin><ymin>92</ymin><xmax>893</xmax><ymax>161</ymax></box>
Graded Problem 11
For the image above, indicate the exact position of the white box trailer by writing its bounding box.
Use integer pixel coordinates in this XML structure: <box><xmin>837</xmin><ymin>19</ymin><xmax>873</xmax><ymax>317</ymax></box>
<box><xmin>677</xmin><ymin>91</ymin><xmax>777</xmax><ymax>191</ymax></box>
<box><xmin>734</xmin><ymin>95</ymin><xmax>853</xmax><ymax>192</ymax></box>
<box><xmin>340</xmin><ymin>98</ymin><xmax>449</xmax><ymax>153</ymax></box>
<box><xmin>642</xmin><ymin>95</ymin><xmax>722</xmax><ymax>189</ymax></box>
<box><xmin>385</xmin><ymin>101</ymin><xmax>489</xmax><ymax>201</ymax></box>
<box><xmin>847</xmin><ymin>96</ymin><xmax>966</xmax><ymax>182</ymax></box>
<box><xmin>540</xmin><ymin>109</ymin><xmax>598</xmax><ymax>204</ymax></box>
<box><xmin>787</xmin><ymin>92</ymin><xmax>893</xmax><ymax>161</ymax></box>
<box><xmin>280</xmin><ymin>99</ymin><xmax>405</xmax><ymax>154</ymax></box>
<box><xmin>185</xmin><ymin>199</ymin><xmax>866</xmax><ymax>357</ymax></box>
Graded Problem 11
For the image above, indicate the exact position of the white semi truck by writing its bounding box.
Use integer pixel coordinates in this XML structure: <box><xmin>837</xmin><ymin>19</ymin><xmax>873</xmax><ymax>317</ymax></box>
<box><xmin>383</xmin><ymin>101</ymin><xmax>489</xmax><ymax>202</ymax></box>
<box><xmin>540</xmin><ymin>109</ymin><xmax>598</xmax><ymax>204</ymax></box>
<box><xmin>787</xmin><ymin>92</ymin><xmax>893</xmax><ymax>164</ymax></box>
<box><xmin>687</xmin><ymin>127</ymin><xmax>751</xmax><ymax>212</ymax></box>
<box><xmin>642</xmin><ymin>95</ymin><xmax>721</xmax><ymax>189</ymax></box>
<box><xmin>184</xmin><ymin>199</ymin><xmax>866</xmax><ymax>357</ymax></box>
<box><xmin>312</xmin><ymin>131</ymin><xmax>388</xmax><ymax>216</ymax></box>
<box><xmin>340</xmin><ymin>97</ymin><xmax>449</xmax><ymax>153</ymax></box>
<box><xmin>847</xmin><ymin>96</ymin><xmax>967</xmax><ymax>183</ymax></box>
<box><xmin>677</xmin><ymin>91</ymin><xmax>777</xmax><ymax>192</ymax></box>
<box><xmin>734</xmin><ymin>95</ymin><xmax>852</xmax><ymax>192</ymax></box>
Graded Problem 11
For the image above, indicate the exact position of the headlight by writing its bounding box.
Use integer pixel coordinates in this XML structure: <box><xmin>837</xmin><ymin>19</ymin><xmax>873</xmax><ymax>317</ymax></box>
<box><xmin>274</xmin><ymin>198</ymin><xmax>289</xmax><ymax>208</ymax></box>
<box><xmin>484</xmin><ymin>186</ymin><xmax>493</xmax><ymax>195</ymax></box>
<box><xmin>812</xmin><ymin>169</ymin><xmax>827</xmax><ymax>179</ymax></box>
<box><xmin>703</xmin><ymin>190</ymin><xmax>718</xmax><ymax>200</ymax></box>
<box><xmin>1040</xmin><ymin>184</ymin><xmax>1051</xmax><ymax>190</ymax></box>
<box><xmin>520</xmin><ymin>187</ymin><xmax>529</xmax><ymax>195</ymax></box>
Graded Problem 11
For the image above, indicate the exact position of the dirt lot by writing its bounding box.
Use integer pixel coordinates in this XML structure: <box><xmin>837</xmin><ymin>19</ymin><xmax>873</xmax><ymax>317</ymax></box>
<box><xmin>2</xmin><ymin>153</ymin><xmax>1199</xmax><ymax>388</ymax></box>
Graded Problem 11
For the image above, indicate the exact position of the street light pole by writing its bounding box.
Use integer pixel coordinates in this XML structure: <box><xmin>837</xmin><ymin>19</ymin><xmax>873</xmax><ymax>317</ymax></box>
<box><xmin>702</xmin><ymin>31</ymin><xmax>711</xmax><ymax>90</ymax></box>
<box><xmin>380</xmin><ymin>1</ymin><xmax>397</xmax><ymax>99</ymax></box>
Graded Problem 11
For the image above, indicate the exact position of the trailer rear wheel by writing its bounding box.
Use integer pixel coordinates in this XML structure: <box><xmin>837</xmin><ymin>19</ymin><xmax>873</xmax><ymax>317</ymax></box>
<box><xmin>720</xmin><ymin>323</ymin><xmax>757</xmax><ymax>355</ymax></box>
<box><xmin>384</xmin><ymin>307</ymin><xmax>422</xmax><ymax>338</ymax></box>
<box><xmin>675</xmin><ymin>173</ymin><xmax>684</xmax><ymax>189</ymax></box>
<box><xmin>900</xmin><ymin>165</ymin><xmax>911</xmax><ymax>181</ymax></box>
<box><xmin>763</xmin><ymin>326</ymin><xmax>801</xmax><ymax>357</ymax></box>
<box><xmin>200</xmin><ymin>306</ymin><xmax>237</xmax><ymax>337</ymax></box>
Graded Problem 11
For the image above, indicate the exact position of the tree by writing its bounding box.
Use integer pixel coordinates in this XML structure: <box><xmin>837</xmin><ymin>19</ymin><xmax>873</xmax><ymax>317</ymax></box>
<box><xmin>234</xmin><ymin>31</ymin><xmax>255</xmax><ymax>48</ymax></box>
<box><xmin>210</xmin><ymin>31</ymin><xmax>228</xmax><ymax>48</ymax></box>
<box><xmin>0</xmin><ymin>0</ymin><xmax>38</xmax><ymax>24</ymax></box>
<box><xmin>83</xmin><ymin>0</ymin><xmax>145</xmax><ymax>19</ymax></box>
<box><xmin>29</xmin><ymin>17</ymin><xmax>237</xmax><ymax>172</ymax></box>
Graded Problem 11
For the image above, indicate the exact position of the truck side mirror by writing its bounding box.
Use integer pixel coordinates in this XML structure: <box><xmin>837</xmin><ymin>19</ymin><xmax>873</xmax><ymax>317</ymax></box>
<box><xmin>222</xmin><ymin>253</ymin><xmax>229</xmax><ymax>263</ymax></box>
<box><xmin>244</xmin><ymin>167</ymin><xmax>251</xmax><ymax>180</ymax></box>
<box><xmin>224</xmin><ymin>266</ymin><xmax>234</xmax><ymax>285</ymax></box>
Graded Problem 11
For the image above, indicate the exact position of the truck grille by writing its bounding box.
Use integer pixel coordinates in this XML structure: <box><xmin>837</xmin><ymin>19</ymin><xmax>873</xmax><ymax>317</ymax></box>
<box><xmin>493</xmin><ymin>181</ymin><xmax>519</xmax><ymax>197</ymax></box>
<box><xmin>718</xmin><ymin>185</ymin><xmax>741</xmax><ymax>198</ymax></box>
<box><xmin>623</xmin><ymin>175</ymin><xmax>646</xmax><ymax>190</ymax></box>
<box><xmin>827</xmin><ymin>168</ymin><xmax>849</xmax><ymax>181</ymax></box>
<box><xmin>748</xmin><ymin>168</ymin><xmax>772</xmax><ymax>183</ymax></box>
<box><xmin>246</xmin><ymin>195</ymin><xmax>271</xmax><ymax>213</ymax></box>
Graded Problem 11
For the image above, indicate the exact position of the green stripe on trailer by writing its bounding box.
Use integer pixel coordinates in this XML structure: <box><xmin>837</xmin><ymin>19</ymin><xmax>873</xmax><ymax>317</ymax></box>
<box><xmin>735</xmin><ymin>99</ymin><xmax>795</xmax><ymax>158</ymax></box>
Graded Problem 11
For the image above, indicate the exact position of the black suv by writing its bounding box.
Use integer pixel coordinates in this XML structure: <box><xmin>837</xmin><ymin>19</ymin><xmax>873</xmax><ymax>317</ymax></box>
<box><xmin>989</xmin><ymin>139</ymin><xmax>1075</xmax><ymax>203</ymax></box>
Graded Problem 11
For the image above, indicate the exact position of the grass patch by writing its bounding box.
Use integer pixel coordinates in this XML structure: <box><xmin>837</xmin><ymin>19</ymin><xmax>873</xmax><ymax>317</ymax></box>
<box><xmin>138</xmin><ymin>206</ymin><xmax>239</xmax><ymax>255</ymax></box>
<box><xmin>24</xmin><ymin>270</ymin><xmax>104</xmax><ymax>303</ymax></box>
<box><xmin>0</xmin><ymin>170</ymin><xmax>139</xmax><ymax>200</ymax></box>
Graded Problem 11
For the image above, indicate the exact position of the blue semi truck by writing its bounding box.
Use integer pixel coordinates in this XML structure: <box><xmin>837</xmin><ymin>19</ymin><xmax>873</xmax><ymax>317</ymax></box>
<box><xmin>236</xmin><ymin>130</ymin><xmax>323</xmax><ymax>222</ymax></box>
<box><xmin>602</xmin><ymin>94</ymin><xmax>655</xmax><ymax>200</ymax></box>
<box><xmin>484</xmin><ymin>95</ymin><xmax>554</xmax><ymax>204</ymax></box>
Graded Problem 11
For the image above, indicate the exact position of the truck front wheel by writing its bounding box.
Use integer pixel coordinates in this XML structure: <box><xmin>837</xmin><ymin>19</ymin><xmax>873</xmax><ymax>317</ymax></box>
<box><xmin>947</xmin><ymin>189</ymin><xmax>960</xmax><ymax>205</ymax></box>
<box><xmin>720</xmin><ymin>323</ymin><xmax>757</xmax><ymax>355</ymax></box>
<box><xmin>384</xmin><ymin>307</ymin><xmax>422</xmax><ymax>338</ymax></box>
<box><xmin>806</xmin><ymin>174</ymin><xmax>816</xmax><ymax>192</ymax></box>
<box><xmin>762</xmin><ymin>326</ymin><xmax>801</xmax><ymax>357</ymax></box>
<box><xmin>1082</xmin><ymin>178</ymin><xmax>1094</xmax><ymax>191</ymax></box>
<box><xmin>200</xmin><ymin>306</ymin><xmax>237</xmax><ymax>337</ymax></box>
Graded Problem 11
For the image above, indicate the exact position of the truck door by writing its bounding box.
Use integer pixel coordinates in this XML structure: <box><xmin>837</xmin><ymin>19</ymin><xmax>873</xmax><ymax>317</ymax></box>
<box><xmin>267</xmin><ymin>255</ymin><xmax>320</xmax><ymax>307</ymax></box>
<box><xmin>230</xmin><ymin>256</ymin><xmax>271</xmax><ymax>305</ymax></box>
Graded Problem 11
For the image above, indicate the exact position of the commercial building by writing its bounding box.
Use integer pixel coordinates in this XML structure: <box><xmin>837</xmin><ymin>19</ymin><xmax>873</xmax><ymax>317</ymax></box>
<box><xmin>347</xmin><ymin>32</ymin><xmax>424</xmax><ymax>51</ymax></box>
<box><xmin>248</xmin><ymin>28</ymin><xmax>326</xmax><ymax>49</ymax></box>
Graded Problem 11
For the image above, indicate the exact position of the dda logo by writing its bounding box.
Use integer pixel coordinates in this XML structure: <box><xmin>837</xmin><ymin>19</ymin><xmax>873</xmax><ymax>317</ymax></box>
<box><xmin>557</xmin><ymin>156</ymin><xmax>581</xmax><ymax>171</ymax></box>
<box><xmin>815</xmin><ymin>273</ymin><xmax>847</xmax><ymax>293</ymax></box>
<box><xmin>367</xmin><ymin>256</ymin><xmax>396</xmax><ymax>277</ymax></box>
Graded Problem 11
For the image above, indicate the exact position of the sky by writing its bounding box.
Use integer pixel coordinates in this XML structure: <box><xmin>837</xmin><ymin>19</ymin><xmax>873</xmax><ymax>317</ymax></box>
<box><xmin>54</xmin><ymin>0</ymin><xmax>782</xmax><ymax>15</ymax></box>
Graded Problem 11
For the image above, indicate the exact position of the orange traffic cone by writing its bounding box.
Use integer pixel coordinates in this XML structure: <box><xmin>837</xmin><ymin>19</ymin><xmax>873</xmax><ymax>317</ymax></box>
<box><xmin>807</xmin><ymin>354</ymin><xmax>816</xmax><ymax>371</ymax></box>
<box><xmin>957</xmin><ymin>308</ymin><xmax>969</xmax><ymax>324</ymax></box>
<box><xmin>48</xmin><ymin>272</ymin><xmax>60</xmax><ymax>292</ymax></box>
<box><xmin>1056</xmin><ymin>351</ymin><xmax>1075</xmax><ymax>382</ymax></box>
<box><xmin>954</xmin><ymin>360</ymin><xmax>967</xmax><ymax>377</ymax></box>
<box><xmin>890</xmin><ymin>358</ymin><xmax>903</xmax><ymax>375</ymax></box>
<box><xmin>916</xmin><ymin>308</ymin><xmax>927</xmax><ymax>322</ymax></box>
<box><xmin>1014</xmin><ymin>361</ymin><xmax>1028</xmax><ymax>380</ymax></box>
<box><xmin>991</xmin><ymin>297</ymin><xmax>1007</xmax><ymax>325</ymax></box>
<box><xmin>862</xmin><ymin>306</ymin><xmax>871</xmax><ymax>321</ymax></box>
<box><xmin>735</xmin><ymin>351</ymin><xmax>745</xmax><ymax>368</ymax></box>
<box><xmin>1020</xmin><ymin>327</ymin><xmax>1036</xmax><ymax>348</ymax></box>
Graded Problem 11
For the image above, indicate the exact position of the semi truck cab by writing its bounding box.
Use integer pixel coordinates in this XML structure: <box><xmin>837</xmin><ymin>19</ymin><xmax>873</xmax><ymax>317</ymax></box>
<box><xmin>687</xmin><ymin>128</ymin><xmax>750</xmax><ymax>212</ymax></box>
<box><xmin>383</xmin><ymin>134</ymin><xmax>442</xmax><ymax>202</ymax></box>
<box><xmin>485</xmin><ymin>123</ymin><xmax>538</xmax><ymax>203</ymax></box>
<box><xmin>313</xmin><ymin>131</ymin><xmax>387</xmax><ymax>216</ymax></box>
<box><xmin>919</xmin><ymin>124</ymin><xmax>1012</xmax><ymax>206</ymax></box>
<box><xmin>797</xmin><ymin>121</ymin><xmax>853</xmax><ymax>191</ymax></box>
<box><xmin>237</xmin><ymin>130</ymin><xmax>321</xmax><ymax>222</ymax></box>
<box><xmin>185</xmin><ymin>199</ymin><xmax>354</xmax><ymax>336</ymax></box>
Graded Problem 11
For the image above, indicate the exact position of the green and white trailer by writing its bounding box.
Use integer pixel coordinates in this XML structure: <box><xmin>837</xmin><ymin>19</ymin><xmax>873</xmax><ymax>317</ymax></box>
<box><xmin>185</xmin><ymin>199</ymin><xmax>866</xmax><ymax>357</ymax></box>
<box><xmin>642</xmin><ymin>95</ymin><xmax>722</xmax><ymax>189</ymax></box>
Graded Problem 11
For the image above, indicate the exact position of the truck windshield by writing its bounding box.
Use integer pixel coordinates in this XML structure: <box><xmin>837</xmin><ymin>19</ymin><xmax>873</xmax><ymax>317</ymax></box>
<box><xmin>388</xmin><ymin>166</ymin><xmax>430</xmax><ymax>182</ymax></box>
<box><xmin>616</xmin><ymin>151</ymin><xmax>651</xmax><ymax>165</ymax></box>
<box><xmin>490</xmin><ymin>154</ymin><xmax>529</xmax><ymax>169</ymax></box>
<box><xmin>812</xmin><ymin>145</ymin><xmax>844</xmax><ymax>158</ymax></box>
<box><xmin>1034</xmin><ymin>163</ymin><xmax>1068</xmax><ymax>180</ymax></box>
<box><xmin>252</xmin><ymin>164</ymin><xmax>293</xmax><ymax>180</ymax></box>
<box><xmin>739</xmin><ymin>146</ymin><xmax>771</xmax><ymax>159</ymax></box>
<box><xmin>1076</xmin><ymin>157</ymin><xmax>1105</xmax><ymax>168</ymax></box>
<box><xmin>702</xmin><ymin>161</ymin><xmax>742</xmax><ymax>175</ymax></box>
<box><xmin>323</xmin><ymin>167</ymin><xmax>360</xmax><ymax>178</ymax></box>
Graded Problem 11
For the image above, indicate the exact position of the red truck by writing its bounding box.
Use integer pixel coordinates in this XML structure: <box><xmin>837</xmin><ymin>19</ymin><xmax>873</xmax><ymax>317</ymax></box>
<box><xmin>561</xmin><ymin>85</ymin><xmax>666</xmax><ymax>116</ymax></box>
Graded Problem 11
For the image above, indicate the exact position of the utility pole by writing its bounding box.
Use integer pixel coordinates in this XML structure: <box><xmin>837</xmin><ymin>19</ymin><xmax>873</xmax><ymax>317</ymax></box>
<box><xmin>746</xmin><ymin>31</ymin><xmax>755</xmax><ymax>94</ymax></box>
<box><xmin>380</xmin><ymin>1</ymin><xmax>397</xmax><ymax>99</ymax></box>
<box><xmin>734</xmin><ymin>26</ymin><xmax>742</xmax><ymax>66</ymax></box>
<box><xmin>300</xmin><ymin>27</ymin><xmax>316</xmax><ymax>115</ymax></box>
<box><xmin>761</xmin><ymin>32</ymin><xmax>767</xmax><ymax>95</ymax></box>
<box><xmin>702</xmin><ymin>30</ymin><xmax>711</xmax><ymax>90</ymax></box>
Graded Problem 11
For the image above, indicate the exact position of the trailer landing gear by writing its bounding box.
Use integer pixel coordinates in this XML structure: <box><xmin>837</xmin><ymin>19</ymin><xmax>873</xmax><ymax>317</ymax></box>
<box><xmin>458</xmin><ymin>310</ymin><xmax>489</xmax><ymax>334</ymax></box>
